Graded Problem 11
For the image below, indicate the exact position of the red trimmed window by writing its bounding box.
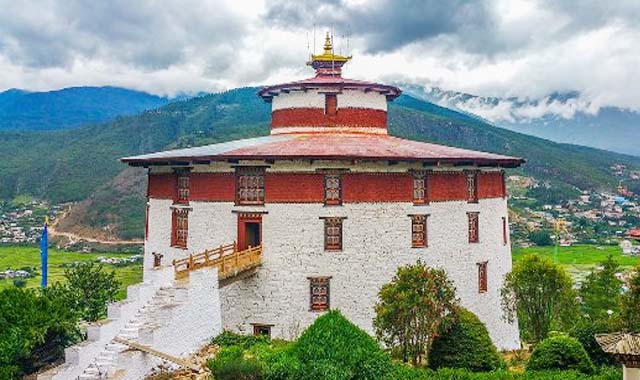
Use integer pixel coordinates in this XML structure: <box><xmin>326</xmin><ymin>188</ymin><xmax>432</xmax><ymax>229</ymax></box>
<box><xmin>144</xmin><ymin>203</ymin><xmax>150</xmax><ymax>241</ymax></box>
<box><xmin>413</xmin><ymin>171</ymin><xmax>428</xmax><ymax>204</ymax></box>
<box><xmin>478</xmin><ymin>262</ymin><xmax>488</xmax><ymax>293</ymax></box>
<box><xmin>171</xmin><ymin>208</ymin><xmax>189</xmax><ymax>248</ymax></box>
<box><xmin>236</xmin><ymin>167</ymin><xmax>265</xmax><ymax>205</ymax></box>
<box><xmin>502</xmin><ymin>217</ymin><xmax>508</xmax><ymax>246</ymax></box>
<box><xmin>252</xmin><ymin>324</ymin><xmax>272</xmax><ymax>337</ymax></box>
<box><xmin>466</xmin><ymin>171</ymin><xmax>478</xmax><ymax>203</ymax></box>
<box><xmin>324</xmin><ymin>174</ymin><xmax>342</xmax><ymax>205</ymax></box>
<box><xmin>177</xmin><ymin>173</ymin><xmax>190</xmax><ymax>204</ymax></box>
<box><xmin>324</xmin><ymin>217</ymin><xmax>343</xmax><ymax>251</ymax></box>
<box><xmin>309</xmin><ymin>277</ymin><xmax>330</xmax><ymax>311</ymax></box>
<box><xmin>468</xmin><ymin>212</ymin><xmax>479</xmax><ymax>243</ymax></box>
<box><xmin>325</xmin><ymin>94</ymin><xmax>337</xmax><ymax>116</ymax></box>
<box><xmin>411</xmin><ymin>215</ymin><xmax>428</xmax><ymax>248</ymax></box>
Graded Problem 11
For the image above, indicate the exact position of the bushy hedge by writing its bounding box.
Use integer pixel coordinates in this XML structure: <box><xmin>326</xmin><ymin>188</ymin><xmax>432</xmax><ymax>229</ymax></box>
<box><xmin>527</xmin><ymin>336</ymin><xmax>595</xmax><ymax>374</ymax></box>
<box><xmin>570</xmin><ymin>320</ymin><xmax>618</xmax><ymax>367</ymax></box>
<box><xmin>208</xmin><ymin>345</ymin><xmax>263</xmax><ymax>380</ymax></box>
<box><xmin>212</xmin><ymin>330</ymin><xmax>270</xmax><ymax>349</ymax></box>
<box><xmin>390</xmin><ymin>367</ymin><xmax>620</xmax><ymax>380</ymax></box>
<box><xmin>429</xmin><ymin>308</ymin><xmax>502</xmax><ymax>371</ymax></box>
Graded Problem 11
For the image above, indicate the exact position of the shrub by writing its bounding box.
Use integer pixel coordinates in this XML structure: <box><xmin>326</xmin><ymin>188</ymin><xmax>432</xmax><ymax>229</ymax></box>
<box><xmin>208</xmin><ymin>345</ymin><xmax>263</xmax><ymax>380</ymax></box>
<box><xmin>295</xmin><ymin>310</ymin><xmax>393</xmax><ymax>380</ymax></box>
<box><xmin>212</xmin><ymin>330</ymin><xmax>270</xmax><ymax>349</ymax></box>
<box><xmin>570</xmin><ymin>320</ymin><xmax>618</xmax><ymax>367</ymax></box>
<box><xmin>527</xmin><ymin>336</ymin><xmax>595</xmax><ymax>374</ymax></box>
<box><xmin>12</xmin><ymin>278</ymin><xmax>26</xmax><ymax>288</ymax></box>
<box><xmin>429</xmin><ymin>308</ymin><xmax>502</xmax><ymax>371</ymax></box>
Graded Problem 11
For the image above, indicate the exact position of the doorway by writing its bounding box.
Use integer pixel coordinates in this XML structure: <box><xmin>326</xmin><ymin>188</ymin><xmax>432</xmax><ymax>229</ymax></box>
<box><xmin>238</xmin><ymin>213</ymin><xmax>262</xmax><ymax>251</ymax></box>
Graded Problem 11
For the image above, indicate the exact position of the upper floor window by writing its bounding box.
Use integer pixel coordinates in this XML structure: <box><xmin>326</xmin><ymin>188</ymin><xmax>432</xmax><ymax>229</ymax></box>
<box><xmin>325</xmin><ymin>94</ymin><xmax>337</xmax><ymax>116</ymax></box>
<box><xmin>171</xmin><ymin>208</ymin><xmax>189</xmax><ymax>249</ymax></box>
<box><xmin>468</xmin><ymin>212</ymin><xmax>479</xmax><ymax>243</ymax></box>
<box><xmin>177</xmin><ymin>172</ymin><xmax>190</xmax><ymax>204</ymax></box>
<box><xmin>466</xmin><ymin>171</ymin><xmax>478</xmax><ymax>203</ymax></box>
<box><xmin>236</xmin><ymin>167</ymin><xmax>265</xmax><ymax>205</ymax></box>
<box><xmin>324</xmin><ymin>173</ymin><xmax>342</xmax><ymax>205</ymax></box>
<box><xmin>411</xmin><ymin>214</ymin><xmax>428</xmax><ymax>248</ymax></box>
<box><xmin>309</xmin><ymin>277</ymin><xmax>331</xmax><ymax>311</ymax></box>
<box><xmin>477</xmin><ymin>261</ymin><xmax>488</xmax><ymax>293</ymax></box>
<box><xmin>323</xmin><ymin>217</ymin><xmax>343</xmax><ymax>251</ymax></box>
<box><xmin>413</xmin><ymin>171</ymin><xmax>428</xmax><ymax>204</ymax></box>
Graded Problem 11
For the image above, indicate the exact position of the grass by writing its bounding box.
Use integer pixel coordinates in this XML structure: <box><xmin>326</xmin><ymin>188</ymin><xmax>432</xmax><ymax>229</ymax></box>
<box><xmin>513</xmin><ymin>244</ymin><xmax>640</xmax><ymax>283</ymax></box>
<box><xmin>0</xmin><ymin>245</ymin><xmax>142</xmax><ymax>299</ymax></box>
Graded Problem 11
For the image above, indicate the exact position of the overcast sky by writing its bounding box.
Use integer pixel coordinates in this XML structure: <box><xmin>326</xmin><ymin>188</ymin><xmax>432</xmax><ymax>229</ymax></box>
<box><xmin>1</xmin><ymin>0</ymin><xmax>639</xmax><ymax>121</ymax></box>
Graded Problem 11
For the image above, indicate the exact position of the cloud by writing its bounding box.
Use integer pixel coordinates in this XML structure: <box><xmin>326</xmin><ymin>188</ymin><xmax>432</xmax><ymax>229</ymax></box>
<box><xmin>0</xmin><ymin>0</ymin><xmax>638</xmax><ymax>118</ymax></box>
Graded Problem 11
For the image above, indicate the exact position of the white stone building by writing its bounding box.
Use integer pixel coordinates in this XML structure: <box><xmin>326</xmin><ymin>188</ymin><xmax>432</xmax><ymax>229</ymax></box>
<box><xmin>123</xmin><ymin>35</ymin><xmax>523</xmax><ymax>350</ymax></box>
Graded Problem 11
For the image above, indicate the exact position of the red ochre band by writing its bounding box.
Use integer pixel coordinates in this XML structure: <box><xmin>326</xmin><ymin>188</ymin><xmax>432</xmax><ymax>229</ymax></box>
<box><xmin>271</xmin><ymin>108</ymin><xmax>387</xmax><ymax>129</ymax></box>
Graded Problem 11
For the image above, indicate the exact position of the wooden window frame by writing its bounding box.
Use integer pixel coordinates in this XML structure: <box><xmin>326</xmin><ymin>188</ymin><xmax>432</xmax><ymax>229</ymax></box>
<box><xmin>410</xmin><ymin>214</ymin><xmax>428</xmax><ymax>248</ymax></box>
<box><xmin>412</xmin><ymin>171</ymin><xmax>429</xmax><ymax>204</ymax></box>
<box><xmin>467</xmin><ymin>212</ymin><xmax>479</xmax><ymax>243</ymax></box>
<box><xmin>309</xmin><ymin>276</ymin><xmax>331</xmax><ymax>311</ymax></box>
<box><xmin>176</xmin><ymin>172</ymin><xmax>190</xmax><ymax>204</ymax></box>
<box><xmin>235</xmin><ymin>167</ymin><xmax>265</xmax><ymax>205</ymax></box>
<box><xmin>465</xmin><ymin>170</ymin><xmax>478</xmax><ymax>203</ymax></box>
<box><xmin>325</xmin><ymin>94</ymin><xmax>337</xmax><ymax>116</ymax></box>
<box><xmin>502</xmin><ymin>217</ymin><xmax>508</xmax><ymax>246</ymax></box>
<box><xmin>324</xmin><ymin>173</ymin><xmax>342</xmax><ymax>206</ymax></box>
<box><xmin>322</xmin><ymin>217</ymin><xmax>344</xmax><ymax>251</ymax></box>
<box><xmin>252</xmin><ymin>324</ymin><xmax>273</xmax><ymax>337</ymax></box>
<box><xmin>171</xmin><ymin>208</ymin><xmax>189</xmax><ymax>249</ymax></box>
<box><xmin>477</xmin><ymin>261</ymin><xmax>488</xmax><ymax>293</ymax></box>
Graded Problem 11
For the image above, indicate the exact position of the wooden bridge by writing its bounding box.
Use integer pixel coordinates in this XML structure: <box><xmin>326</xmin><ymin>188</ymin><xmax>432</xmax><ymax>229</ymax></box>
<box><xmin>172</xmin><ymin>242</ymin><xmax>262</xmax><ymax>280</ymax></box>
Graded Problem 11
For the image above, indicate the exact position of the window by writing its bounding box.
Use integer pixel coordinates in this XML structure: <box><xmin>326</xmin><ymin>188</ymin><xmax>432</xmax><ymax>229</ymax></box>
<box><xmin>502</xmin><ymin>217</ymin><xmax>508</xmax><ymax>246</ymax></box>
<box><xmin>177</xmin><ymin>174</ymin><xmax>189</xmax><ymax>204</ymax></box>
<box><xmin>468</xmin><ymin>212</ymin><xmax>479</xmax><ymax>243</ymax></box>
<box><xmin>236</xmin><ymin>167</ymin><xmax>265</xmax><ymax>205</ymax></box>
<box><xmin>466</xmin><ymin>171</ymin><xmax>478</xmax><ymax>203</ymax></box>
<box><xmin>324</xmin><ymin>173</ymin><xmax>342</xmax><ymax>205</ymax></box>
<box><xmin>252</xmin><ymin>324</ymin><xmax>272</xmax><ymax>337</ymax></box>
<box><xmin>323</xmin><ymin>217</ymin><xmax>343</xmax><ymax>251</ymax></box>
<box><xmin>477</xmin><ymin>262</ymin><xmax>488</xmax><ymax>293</ymax></box>
<box><xmin>325</xmin><ymin>94</ymin><xmax>337</xmax><ymax>116</ymax></box>
<box><xmin>309</xmin><ymin>277</ymin><xmax>331</xmax><ymax>311</ymax></box>
<box><xmin>171</xmin><ymin>208</ymin><xmax>189</xmax><ymax>248</ymax></box>
<box><xmin>411</xmin><ymin>215</ymin><xmax>428</xmax><ymax>248</ymax></box>
<box><xmin>413</xmin><ymin>171</ymin><xmax>428</xmax><ymax>204</ymax></box>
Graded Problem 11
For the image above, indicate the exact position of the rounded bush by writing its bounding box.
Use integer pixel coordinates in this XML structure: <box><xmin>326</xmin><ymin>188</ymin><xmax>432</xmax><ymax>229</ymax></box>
<box><xmin>294</xmin><ymin>310</ymin><xmax>393</xmax><ymax>380</ymax></box>
<box><xmin>527</xmin><ymin>336</ymin><xmax>595</xmax><ymax>374</ymax></box>
<box><xmin>429</xmin><ymin>308</ymin><xmax>502</xmax><ymax>371</ymax></box>
<box><xmin>570</xmin><ymin>320</ymin><xmax>618</xmax><ymax>367</ymax></box>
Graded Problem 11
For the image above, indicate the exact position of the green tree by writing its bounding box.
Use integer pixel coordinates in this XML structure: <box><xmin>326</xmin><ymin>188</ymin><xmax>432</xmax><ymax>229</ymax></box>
<box><xmin>620</xmin><ymin>265</ymin><xmax>640</xmax><ymax>332</ymax></box>
<box><xmin>374</xmin><ymin>261</ymin><xmax>458</xmax><ymax>365</ymax></box>
<box><xmin>65</xmin><ymin>262</ymin><xmax>120</xmax><ymax>321</ymax></box>
<box><xmin>0</xmin><ymin>286</ymin><xmax>79</xmax><ymax>379</ymax></box>
<box><xmin>579</xmin><ymin>255</ymin><xmax>622</xmax><ymax>321</ymax></box>
<box><xmin>527</xmin><ymin>335</ymin><xmax>595</xmax><ymax>374</ymax></box>
<box><xmin>528</xmin><ymin>230</ymin><xmax>553</xmax><ymax>246</ymax></box>
<box><xmin>501</xmin><ymin>255</ymin><xmax>577</xmax><ymax>343</ymax></box>
<box><xmin>429</xmin><ymin>308</ymin><xmax>502</xmax><ymax>372</ymax></box>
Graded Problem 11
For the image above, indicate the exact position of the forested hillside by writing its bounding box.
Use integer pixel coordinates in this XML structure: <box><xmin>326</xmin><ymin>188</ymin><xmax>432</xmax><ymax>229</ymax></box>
<box><xmin>0</xmin><ymin>86</ymin><xmax>169</xmax><ymax>131</ymax></box>
<box><xmin>2</xmin><ymin>87</ymin><xmax>639</xmax><ymax>239</ymax></box>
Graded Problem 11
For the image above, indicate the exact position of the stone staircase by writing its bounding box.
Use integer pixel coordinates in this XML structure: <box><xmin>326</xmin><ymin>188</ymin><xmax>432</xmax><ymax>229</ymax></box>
<box><xmin>38</xmin><ymin>267</ymin><xmax>221</xmax><ymax>380</ymax></box>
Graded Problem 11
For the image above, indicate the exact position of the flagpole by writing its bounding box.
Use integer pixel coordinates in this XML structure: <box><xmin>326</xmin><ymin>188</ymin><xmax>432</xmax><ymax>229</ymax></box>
<box><xmin>40</xmin><ymin>216</ymin><xmax>48</xmax><ymax>288</ymax></box>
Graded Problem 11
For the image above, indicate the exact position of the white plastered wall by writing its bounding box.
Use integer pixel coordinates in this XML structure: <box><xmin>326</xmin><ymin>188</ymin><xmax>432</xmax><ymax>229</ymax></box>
<box><xmin>271</xmin><ymin>89</ymin><xmax>387</xmax><ymax>111</ymax></box>
<box><xmin>145</xmin><ymin>194</ymin><xmax>520</xmax><ymax>350</ymax></box>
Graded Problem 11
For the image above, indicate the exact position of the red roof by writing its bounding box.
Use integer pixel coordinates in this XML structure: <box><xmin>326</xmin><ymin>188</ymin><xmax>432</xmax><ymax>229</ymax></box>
<box><xmin>258</xmin><ymin>75</ymin><xmax>402</xmax><ymax>102</ymax></box>
<box><xmin>122</xmin><ymin>133</ymin><xmax>524</xmax><ymax>167</ymax></box>
<box><xmin>628</xmin><ymin>228</ymin><xmax>640</xmax><ymax>237</ymax></box>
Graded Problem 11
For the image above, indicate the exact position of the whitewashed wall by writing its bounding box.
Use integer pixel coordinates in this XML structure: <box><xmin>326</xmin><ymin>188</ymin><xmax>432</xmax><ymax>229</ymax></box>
<box><xmin>145</xmin><ymin>195</ymin><xmax>520</xmax><ymax>350</ymax></box>
<box><xmin>271</xmin><ymin>89</ymin><xmax>387</xmax><ymax>111</ymax></box>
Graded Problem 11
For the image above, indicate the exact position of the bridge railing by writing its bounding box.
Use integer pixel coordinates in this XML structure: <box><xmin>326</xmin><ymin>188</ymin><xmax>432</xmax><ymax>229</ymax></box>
<box><xmin>172</xmin><ymin>242</ymin><xmax>262</xmax><ymax>280</ymax></box>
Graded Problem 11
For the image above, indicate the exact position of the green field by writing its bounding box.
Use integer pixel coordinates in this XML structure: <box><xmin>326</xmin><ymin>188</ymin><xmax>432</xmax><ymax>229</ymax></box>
<box><xmin>0</xmin><ymin>245</ymin><xmax>142</xmax><ymax>299</ymax></box>
<box><xmin>512</xmin><ymin>244</ymin><xmax>640</xmax><ymax>283</ymax></box>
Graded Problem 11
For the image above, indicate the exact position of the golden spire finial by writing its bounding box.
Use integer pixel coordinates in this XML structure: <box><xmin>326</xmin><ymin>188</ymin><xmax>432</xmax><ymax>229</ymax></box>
<box><xmin>323</xmin><ymin>32</ymin><xmax>333</xmax><ymax>54</ymax></box>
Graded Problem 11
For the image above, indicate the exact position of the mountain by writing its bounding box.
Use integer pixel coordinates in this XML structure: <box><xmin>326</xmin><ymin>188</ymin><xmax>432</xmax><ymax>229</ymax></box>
<box><xmin>404</xmin><ymin>85</ymin><xmax>640</xmax><ymax>157</ymax></box>
<box><xmin>2</xmin><ymin>87</ymin><xmax>640</xmax><ymax>239</ymax></box>
<box><xmin>0</xmin><ymin>86</ymin><xmax>170</xmax><ymax>131</ymax></box>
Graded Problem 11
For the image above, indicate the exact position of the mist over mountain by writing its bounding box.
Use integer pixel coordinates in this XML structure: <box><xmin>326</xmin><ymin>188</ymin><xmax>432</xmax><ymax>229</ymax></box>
<box><xmin>0</xmin><ymin>86</ymin><xmax>170</xmax><ymax>131</ymax></box>
<box><xmin>404</xmin><ymin>85</ymin><xmax>640</xmax><ymax>157</ymax></box>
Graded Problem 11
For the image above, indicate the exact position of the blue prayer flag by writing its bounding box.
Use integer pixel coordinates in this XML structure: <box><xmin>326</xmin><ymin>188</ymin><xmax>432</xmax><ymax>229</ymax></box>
<box><xmin>40</xmin><ymin>218</ymin><xmax>48</xmax><ymax>288</ymax></box>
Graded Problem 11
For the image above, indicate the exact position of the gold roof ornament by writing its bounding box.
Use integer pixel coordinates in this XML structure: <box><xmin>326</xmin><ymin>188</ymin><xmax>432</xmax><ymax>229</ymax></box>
<box><xmin>307</xmin><ymin>32</ymin><xmax>352</xmax><ymax>66</ymax></box>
